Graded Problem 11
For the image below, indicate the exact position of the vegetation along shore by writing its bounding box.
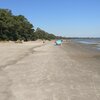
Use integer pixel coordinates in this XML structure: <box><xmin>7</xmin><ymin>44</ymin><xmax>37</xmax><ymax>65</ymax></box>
<box><xmin>0</xmin><ymin>9</ymin><xmax>57</xmax><ymax>41</ymax></box>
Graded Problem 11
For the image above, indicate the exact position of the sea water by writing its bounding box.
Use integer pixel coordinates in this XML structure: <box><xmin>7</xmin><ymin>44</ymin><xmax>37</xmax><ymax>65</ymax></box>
<box><xmin>73</xmin><ymin>38</ymin><xmax>100</xmax><ymax>50</ymax></box>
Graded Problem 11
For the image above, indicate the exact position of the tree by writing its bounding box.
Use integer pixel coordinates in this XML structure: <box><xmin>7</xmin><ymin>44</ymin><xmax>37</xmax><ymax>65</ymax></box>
<box><xmin>0</xmin><ymin>9</ymin><xmax>56</xmax><ymax>41</ymax></box>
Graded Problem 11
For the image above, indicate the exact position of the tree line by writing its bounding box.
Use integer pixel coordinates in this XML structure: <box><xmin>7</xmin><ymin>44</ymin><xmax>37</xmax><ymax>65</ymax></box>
<box><xmin>0</xmin><ymin>9</ymin><xmax>56</xmax><ymax>41</ymax></box>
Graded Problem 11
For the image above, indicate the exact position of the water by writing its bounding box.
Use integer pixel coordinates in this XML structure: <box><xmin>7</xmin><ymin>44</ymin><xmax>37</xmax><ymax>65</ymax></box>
<box><xmin>73</xmin><ymin>38</ymin><xmax>100</xmax><ymax>50</ymax></box>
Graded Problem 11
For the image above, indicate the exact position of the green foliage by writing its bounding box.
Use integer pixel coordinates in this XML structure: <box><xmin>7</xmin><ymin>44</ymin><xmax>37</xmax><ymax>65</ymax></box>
<box><xmin>0</xmin><ymin>9</ymin><xmax>56</xmax><ymax>41</ymax></box>
<box><xmin>35</xmin><ymin>28</ymin><xmax>56</xmax><ymax>40</ymax></box>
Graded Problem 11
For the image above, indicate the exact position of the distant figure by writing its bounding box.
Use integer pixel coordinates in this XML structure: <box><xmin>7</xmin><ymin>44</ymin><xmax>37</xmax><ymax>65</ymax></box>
<box><xmin>55</xmin><ymin>40</ymin><xmax>62</xmax><ymax>45</ymax></box>
<box><xmin>43</xmin><ymin>40</ymin><xmax>45</xmax><ymax>43</ymax></box>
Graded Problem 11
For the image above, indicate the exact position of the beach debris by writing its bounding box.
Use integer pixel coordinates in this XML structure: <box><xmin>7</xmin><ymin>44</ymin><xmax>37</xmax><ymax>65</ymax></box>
<box><xmin>15</xmin><ymin>40</ymin><xmax>23</xmax><ymax>43</ymax></box>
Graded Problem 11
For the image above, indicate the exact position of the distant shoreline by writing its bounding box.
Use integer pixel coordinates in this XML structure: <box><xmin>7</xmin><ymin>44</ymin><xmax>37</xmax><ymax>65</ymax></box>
<box><xmin>63</xmin><ymin>40</ymin><xmax>100</xmax><ymax>60</ymax></box>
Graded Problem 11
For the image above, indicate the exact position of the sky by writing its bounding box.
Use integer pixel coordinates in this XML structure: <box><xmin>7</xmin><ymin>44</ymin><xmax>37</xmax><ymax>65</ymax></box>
<box><xmin>0</xmin><ymin>0</ymin><xmax>100</xmax><ymax>37</ymax></box>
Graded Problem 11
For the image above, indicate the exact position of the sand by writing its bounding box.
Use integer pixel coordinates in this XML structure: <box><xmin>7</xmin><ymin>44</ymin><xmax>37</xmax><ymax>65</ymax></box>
<box><xmin>0</xmin><ymin>40</ymin><xmax>100</xmax><ymax>100</ymax></box>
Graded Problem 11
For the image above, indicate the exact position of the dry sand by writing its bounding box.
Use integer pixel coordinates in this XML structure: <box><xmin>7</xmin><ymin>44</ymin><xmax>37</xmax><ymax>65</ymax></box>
<box><xmin>0</xmin><ymin>40</ymin><xmax>100</xmax><ymax>100</ymax></box>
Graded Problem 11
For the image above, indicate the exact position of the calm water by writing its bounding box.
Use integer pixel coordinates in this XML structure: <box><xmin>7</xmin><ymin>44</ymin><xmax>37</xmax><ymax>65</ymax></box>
<box><xmin>73</xmin><ymin>38</ymin><xmax>100</xmax><ymax>50</ymax></box>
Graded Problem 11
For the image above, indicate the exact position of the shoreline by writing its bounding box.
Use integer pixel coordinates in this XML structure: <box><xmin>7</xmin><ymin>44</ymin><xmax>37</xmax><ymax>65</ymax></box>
<box><xmin>65</xmin><ymin>39</ymin><xmax>100</xmax><ymax>55</ymax></box>
<box><xmin>62</xmin><ymin>40</ymin><xmax>100</xmax><ymax>74</ymax></box>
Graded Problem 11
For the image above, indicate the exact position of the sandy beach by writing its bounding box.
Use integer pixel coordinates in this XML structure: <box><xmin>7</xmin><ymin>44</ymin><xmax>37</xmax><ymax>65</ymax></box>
<box><xmin>0</xmin><ymin>40</ymin><xmax>100</xmax><ymax>100</ymax></box>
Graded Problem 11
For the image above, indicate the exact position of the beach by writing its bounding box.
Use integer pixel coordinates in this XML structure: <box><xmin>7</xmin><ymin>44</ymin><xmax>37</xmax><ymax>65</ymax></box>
<box><xmin>0</xmin><ymin>40</ymin><xmax>100</xmax><ymax>100</ymax></box>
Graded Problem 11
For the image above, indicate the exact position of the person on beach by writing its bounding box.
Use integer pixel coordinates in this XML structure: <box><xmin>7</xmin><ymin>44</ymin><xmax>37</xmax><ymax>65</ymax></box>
<box><xmin>55</xmin><ymin>39</ymin><xmax>62</xmax><ymax>45</ymax></box>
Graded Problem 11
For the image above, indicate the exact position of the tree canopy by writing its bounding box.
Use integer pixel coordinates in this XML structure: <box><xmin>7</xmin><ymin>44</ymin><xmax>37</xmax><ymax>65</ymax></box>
<box><xmin>0</xmin><ymin>9</ymin><xmax>56</xmax><ymax>41</ymax></box>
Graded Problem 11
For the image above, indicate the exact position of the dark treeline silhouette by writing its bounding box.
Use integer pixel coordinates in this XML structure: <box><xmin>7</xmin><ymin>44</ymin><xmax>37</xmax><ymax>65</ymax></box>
<box><xmin>56</xmin><ymin>36</ymin><xmax>67</xmax><ymax>39</ymax></box>
<box><xmin>0</xmin><ymin>9</ymin><xmax>56</xmax><ymax>41</ymax></box>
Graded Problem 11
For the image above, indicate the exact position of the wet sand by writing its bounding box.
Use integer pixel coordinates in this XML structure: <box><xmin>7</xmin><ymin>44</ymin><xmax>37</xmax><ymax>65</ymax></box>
<box><xmin>63</xmin><ymin>41</ymin><xmax>100</xmax><ymax>74</ymax></box>
<box><xmin>0</xmin><ymin>40</ymin><xmax>100</xmax><ymax>100</ymax></box>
